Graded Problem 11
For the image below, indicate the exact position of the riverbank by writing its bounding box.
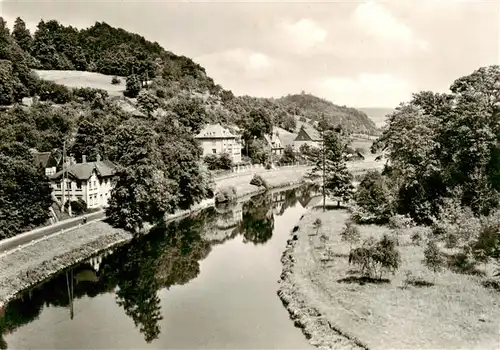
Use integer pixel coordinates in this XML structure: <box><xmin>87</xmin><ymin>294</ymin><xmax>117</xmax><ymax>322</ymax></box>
<box><xmin>278</xmin><ymin>207</ymin><xmax>500</xmax><ymax>349</ymax></box>
<box><xmin>0</xmin><ymin>167</ymin><xmax>312</xmax><ymax>309</ymax></box>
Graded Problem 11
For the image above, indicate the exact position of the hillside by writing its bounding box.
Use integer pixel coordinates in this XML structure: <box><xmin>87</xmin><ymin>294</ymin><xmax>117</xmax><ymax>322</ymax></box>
<box><xmin>358</xmin><ymin>107</ymin><xmax>394</xmax><ymax>128</ymax></box>
<box><xmin>0</xmin><ymin>16</ymin><xmax>378</xmax><ymax>136</ymax></box>
<box><xmin>274</xmin><ymin>93</ymin><xmax>379</xmax><ymax>135</ymax></box>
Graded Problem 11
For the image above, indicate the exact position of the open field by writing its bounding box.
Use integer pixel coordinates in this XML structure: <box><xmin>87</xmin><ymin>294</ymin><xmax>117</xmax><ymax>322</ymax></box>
<box><xmin>280</xmin><ymin>207</ymin><xmax>500</xmax><ymax>349</ymax></box>
<box><xmin>35</xmin><ymin>70</ymin><xmax>126</xmax><ymax>96</ymax></box>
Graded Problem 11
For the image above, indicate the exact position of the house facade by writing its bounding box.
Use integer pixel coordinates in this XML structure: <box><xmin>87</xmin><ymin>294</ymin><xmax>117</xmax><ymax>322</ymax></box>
<box><xmin>294</xmin><ymin>125</ymin><xmax>322</xmax><ymax>150</ymax></box>
<box><xmin>195</xmin><ymin>123</ymin><xmax>242</xmax><ymax>164</ymax></box>
<box><xmin>264</xmin><ymin>129</ymin><xmax>284</xmax><ymax>155</ymax></box>
<box><xmin>49</xmin><ymin>156</ymin><xmax>117</xmax><ymax>209</ymax></box>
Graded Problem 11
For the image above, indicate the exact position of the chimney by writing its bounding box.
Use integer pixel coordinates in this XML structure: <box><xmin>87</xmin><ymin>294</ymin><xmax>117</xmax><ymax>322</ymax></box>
<box><xmin>96</xmin><ymin>154</ymin><xmax>101</xmax><ymax>162</ymax></box>
<box><xmin>82</xmin><ymin>155</ymin><xmax>87</xmax><ymax>163</ymax></box>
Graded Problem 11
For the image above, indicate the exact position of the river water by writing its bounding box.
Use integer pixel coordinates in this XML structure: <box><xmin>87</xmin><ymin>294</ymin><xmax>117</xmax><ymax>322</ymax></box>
<box><xmin>0</xmin><ymin>186</ymin><xmax>319</xmax><ymax>349</ymax></box>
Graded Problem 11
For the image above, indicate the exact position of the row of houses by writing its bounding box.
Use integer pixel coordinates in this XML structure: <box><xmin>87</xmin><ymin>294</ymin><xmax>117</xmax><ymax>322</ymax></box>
<box><xmin>30</xmin><ymin>123</ymin><xmax>365</xmax><ymax>211</ymax></box>
<box><xmin>194</xmin><ymin>123</ymin><xmax>365</xmax><ymax>163</ymax></box>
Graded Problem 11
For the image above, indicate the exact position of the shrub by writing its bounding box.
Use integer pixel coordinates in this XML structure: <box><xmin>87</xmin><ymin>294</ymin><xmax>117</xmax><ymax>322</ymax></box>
<box><xmin>155</xmin><ymin>88</ymin><xmax>166</xmax><ymax>98</ymax></box>
<box><xmin>340</xmin><ymin>221</ymin><xmax>361</xmax><ymax>249</ymax></box>
<box><xmin>38</xmin><ymin>80</ymin><xmax>73</xmax><ymax>104</ymax></box>
<box><xmin>447</xmin><ymin>248</ymin><xmax>480</xmax><ymax>275</ymax></box>
<box><xmin>312</xmin><ymin>218</ymin><xmax>322</xmax><ymax>236</ymax></box>
<box><xmin>73</xmin><ymin>87</ymin><xmax>109</xmax><ymax>102</ymax></box>
<box><xmin>215</xmin><ymin>186</ymin><xmax>237</xmax><ymax>204</ymax></box>
<box><xmin>431</xmin><ymin>196</ymin><xmax>481</xmax><ymax>247</ymax></box>
<box><xmin>204</xmin><ymin>153</ymin><xmax>233</xmax><ymax>171</ymax></box>
<box><xmin>111</xmin><ymin>76</ymin><xmax>121</xmax><ymax>85</ymax></box>
<box><xmin>411</xmin><ymin>231</ymin><xmax>423</xmax><ymax>246</ymax></box>
<box><xmin>470</xmin><ymin>223</ymin><xmax>500</xmax><ymax>266</ymax></box>
<box><xmin>388</xmin><ymin>214</ymin><xmax>414</xmax><ymax>229</ymax></box>
<box><xmin>250</xmin><ymin>174</ymin><xmax>268</xmax><ymax>188</ymax></box>
<box><xmin>349</xmin><ymin>235</ymin><xmax>401</xmax><ymax>279</ymax></box>
<box><xmin>424</xmin><ymin>240</ymin><xmax>444</xmax><ymax>274</ymax></box>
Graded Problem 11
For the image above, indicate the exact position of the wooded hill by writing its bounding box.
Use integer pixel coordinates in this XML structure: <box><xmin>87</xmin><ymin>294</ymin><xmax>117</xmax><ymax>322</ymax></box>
<box><xmin>0</xmin><ymin>16</ymin><xmax>378</xmax><ymax>135</ymax></box>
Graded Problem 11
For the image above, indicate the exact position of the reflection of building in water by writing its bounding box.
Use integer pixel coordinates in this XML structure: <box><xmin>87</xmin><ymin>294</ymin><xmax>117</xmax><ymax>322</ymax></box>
<box><xmin>271</xmin><ymin>191</ymin><xmax>286</xmax><ymax>215</ymax></box>
<box><xmin>85</xmin><ymin>249</ymin><xmax>115</xmax><ymax>273</ymax></box>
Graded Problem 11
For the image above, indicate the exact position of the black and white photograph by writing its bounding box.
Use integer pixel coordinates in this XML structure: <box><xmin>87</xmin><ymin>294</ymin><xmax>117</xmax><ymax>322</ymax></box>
<box><xmin>0</xmin><ymin>0</ymin><xmax>498</xmax><ymax>348</ymax></box>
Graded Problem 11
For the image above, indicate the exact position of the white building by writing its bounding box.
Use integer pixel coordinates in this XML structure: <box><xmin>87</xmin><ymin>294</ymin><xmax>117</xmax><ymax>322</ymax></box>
<box><xmin>195</xmin><ymin>123</ymin><xmax>242</xmax><ymax>164</ymax></box>
<box><xmin>264</xmin><ymin>128</ymin><xmax>285</xmax><ymax>155</ymax></box>
<box><xmin>49</xmin><ymin>155</ymin><xmax>117</xmax><ymax>209</ymax></box>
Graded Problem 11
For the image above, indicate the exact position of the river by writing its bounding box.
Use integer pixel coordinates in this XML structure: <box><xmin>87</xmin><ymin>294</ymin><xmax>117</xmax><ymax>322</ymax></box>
<box><xmin>0</xmin><ymin>185</ymin><xmax>320</xmax><ymax>349</ymax></box>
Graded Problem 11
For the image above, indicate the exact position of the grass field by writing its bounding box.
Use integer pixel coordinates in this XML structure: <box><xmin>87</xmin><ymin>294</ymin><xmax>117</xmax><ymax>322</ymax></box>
<box><xmin>35</xmin><ymin>70</ymin><xmax>126</xmax><ymax>96</ymax></box>
<box><xmin>291</xmin><ymin>209</ymin><xmax>500</xmax><ymax>349</ymax></box>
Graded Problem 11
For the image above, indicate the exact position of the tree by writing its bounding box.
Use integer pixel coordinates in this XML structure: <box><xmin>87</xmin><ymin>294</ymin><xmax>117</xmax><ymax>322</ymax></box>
<box><xmin>353</xmin><ymin>170</ymin><xmax>394</xmax><ymax>224</ymax></box>
<box><xmin>0</xmin><ymin>60</ymin><xmax>14</xmax><ymax>105</ymax></box>
<box><xmin>137</xmin><ymin>89</ymin><xmax>159</xmax><ymax>118</ymax></box>
<box><xmin>71</xmin><ymin>117</ymin><xmax>107</xmax><ymax>162</ymax></box>
<box><xmin>169</xmin><ymin>96</ymin><xmax>207</xmax><ymax>134</ymax></box>
<box><xmin>0</xmin><ymin>143</ymin><xmax>53</xmax><ymax>238</ymax></box>
<box><xmin>424</xmin><ymin>240</ymin><xmax>444</xmax><ymax>276</ymax></box>
<box><xmin>308</xmin><ymin>130</ymin><xmax>354</xmax><ymax>208</ymax></box>
<box><xmin>106</xmin><ymin>120</ymin><xmax>178</xmax><ymax>233</ymax></box>
<box><xmin>125</xmin><ymin>74</ymin><xmax>141</xmax><ymax>98</ymax></box>
<box><xmin>340</xmin><ymin>221</ymin><xmax>361</xmax><ymax>249</ymax></box>
<box><xmin>312</xmin><ymin>218</ymin><xmax>322</xmax><ymax>236</ymax></box>
<box><xmin>279</xmin><ymin>145</ymin><xmax>296</xmax><ymax>165</ymax></box>
<box><xmin>12</xmin><ymin>17</ymin><xmax>33</xmax><ymax>52</ymax></box>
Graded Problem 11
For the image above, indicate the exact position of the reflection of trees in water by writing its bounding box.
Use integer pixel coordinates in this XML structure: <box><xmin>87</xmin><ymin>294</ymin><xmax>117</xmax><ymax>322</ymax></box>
<box><xmin>0</xmin><ymin>208</ymin><xmax>216</xmax><ymax>346</ymax></box>
<box><xmin>0</xmin><ymin>187</ymin><xmax>315</xmax><ymax>347</ymax></box>
<box><xmin>238</xmin><ymin>193</ymin><xmax>275</xmax><ymax>245</ymax></box>
<box><xmin>278</xmin><ymin>188</ymin><xmax>299</xmax><ymax>216</ymax></box>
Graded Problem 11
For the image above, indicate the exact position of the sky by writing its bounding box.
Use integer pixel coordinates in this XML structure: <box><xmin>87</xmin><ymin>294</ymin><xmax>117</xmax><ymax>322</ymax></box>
<box><xmin>0</xmin><ymin>0</ymin><xmax>499</xmax><ymax>108</ymax></box>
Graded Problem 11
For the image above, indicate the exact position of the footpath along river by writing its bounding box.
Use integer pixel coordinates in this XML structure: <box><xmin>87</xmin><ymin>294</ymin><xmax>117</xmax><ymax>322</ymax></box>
<box><xmin>0</xmin><ymin>186</ymin><xmax>319</xmax><ymax>349</ymax></box>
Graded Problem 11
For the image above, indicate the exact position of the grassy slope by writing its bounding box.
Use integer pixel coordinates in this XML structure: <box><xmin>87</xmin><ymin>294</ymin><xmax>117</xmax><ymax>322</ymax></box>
<box><xmin>293</xmin><ymin>209</ymin><xmax>500</xmax><ymax>349</ymax></box>
<box><xmin>35</xmin><ymin>70</ymin><xmax>126</xmax><ymax>96</ymax></box>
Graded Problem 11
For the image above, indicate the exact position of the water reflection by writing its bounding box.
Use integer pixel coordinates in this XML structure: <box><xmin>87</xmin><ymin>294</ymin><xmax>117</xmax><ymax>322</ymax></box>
<box><xmin>0</xmin><ymin>185</ymin><xmax>316</xmax><ymax>348</ymax></box>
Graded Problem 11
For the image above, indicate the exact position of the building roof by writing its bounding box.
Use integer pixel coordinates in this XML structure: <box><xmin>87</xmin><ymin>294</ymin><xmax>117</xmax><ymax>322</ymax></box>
<box><xmin>195</xmin><ymin>124</ymin><xmax>236</xmax><ymax>139</ymax></box>
<box><xmin>295</xmin><ymin>125</ymin><xmax>322</xmax><ymax>142</ymax></box>
<box><xmin>30</xmin><ymin>149</ymin><xmax>62</xmax><ymax>169</ymax></box>
<box><xmin>50</xmin><ymin>160</ymin><xmax>117</xmax><ymax>181</ymax></box>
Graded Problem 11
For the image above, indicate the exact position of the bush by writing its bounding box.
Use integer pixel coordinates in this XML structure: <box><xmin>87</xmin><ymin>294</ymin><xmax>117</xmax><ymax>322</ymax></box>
<box><xmin>411</xmin><ymin>231</ymin><xmax>423</xmax><ymax>246</ymax></box>
<box><xmin>73</xmin><ymin>87</ymin><xmax>109</xmax><ymax>102</ymax></box>
<box><xmin>38</xmin><ymin>80</ymin><xmax>73</xmax><ymax>104</ymax></box>
<box><xmin>424</xmin><ymin>240</ymin><xmax>444</xmax><ymax>274</ymax></box>
<box><xmin>340</xmin><ymin>221</ymin><xmax>360</xmax><ymax>249</ymax></box>
<box><xmin>349</xmin><ymin>235</ymin><xmax>401</xmax><ymax>279</ymax></box>
<box><xmin>388</xmin><ymin>214</ymin><xmax>414</xmax><ymax>229</ymax></box>
<box><xmin>250</xmin><ymin>174</ymin><xmax>268</xmax><ymax>188</ymax></box>
<box><xmin>204</xmin><ymin>153</ymin><xmax>233</xmax><ymax>171</ymax></box>
<box><xmin>111</xmin><ymin>76</ymin><xmax>121</xmax><ymax>85</ymax></box>
<box><xmin>215</xmin><ymin>186</ymin><xmax>237</xmax><ymax>204</ymax></box>
<box><xmin>431</xmin><ymin>197</ymin><xmax>481</xmax><ymax>247</ymax></box>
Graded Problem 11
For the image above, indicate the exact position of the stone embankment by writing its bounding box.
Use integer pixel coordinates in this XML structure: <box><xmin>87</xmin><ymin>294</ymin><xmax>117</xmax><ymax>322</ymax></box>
<box><xmin>277</xmin><ymin>212</ymin><xmax>367</xmax><ymax>350</ymax></box>
<box><xmin>0</xmin><ymin>166</ymin><xmax>312</xmax><ymax>309</ymax></box>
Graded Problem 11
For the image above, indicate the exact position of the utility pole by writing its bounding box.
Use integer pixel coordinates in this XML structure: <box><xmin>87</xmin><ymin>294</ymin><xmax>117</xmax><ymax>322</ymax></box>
<box><xmin>62</xmin><ymin>141</ymin><xmax>66</xmax><ymax>213</ymax></box>
<box><xmin>322</xmin><ymin>114</ymin><xmax>326</xmax><ymax>212</ymax></box>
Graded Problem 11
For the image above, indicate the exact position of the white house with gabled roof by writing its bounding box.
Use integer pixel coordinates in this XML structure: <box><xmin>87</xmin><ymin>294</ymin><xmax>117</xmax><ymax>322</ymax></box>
<box><xmin>195</xmin><ymin>123</ymin><xmax>242</xmax><ymax>163</ymax></box>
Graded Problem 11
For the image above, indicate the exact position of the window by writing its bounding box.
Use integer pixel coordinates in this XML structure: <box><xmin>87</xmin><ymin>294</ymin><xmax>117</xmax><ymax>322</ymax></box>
<box><xmin>56</xmin><ymin>182</ymin><xmax>61</xmax><ymax>189</ymax></box>
<box><xmin>212</xmin><ymin>149</ymin><xmax>216</xmax><ymax>154</ymax></box>
<box><xmin>93</xmin><ymin>181</ymin><xmax>97</xmax><ymax>189</ymax></box>
<box><xmin>76</xmin><ymin>181</ymin><xmax>82</xmax><ymax>190</ymax></box>
<box><xmin>212</xmin><ymin>140</ymin><xmax>216</xmax><ymax>146</ymax></box>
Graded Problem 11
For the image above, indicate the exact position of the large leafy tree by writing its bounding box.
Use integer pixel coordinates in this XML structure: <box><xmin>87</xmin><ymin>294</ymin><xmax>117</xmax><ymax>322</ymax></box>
<box><xmin>71</xmin><ymin>116</ymin><xmax>107</xmax><ymax>162</ymax></box>
<box><xmin>0</xmin><ymin>142</ymin><xmax>53</xmax><ymax>239</ymax></box>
